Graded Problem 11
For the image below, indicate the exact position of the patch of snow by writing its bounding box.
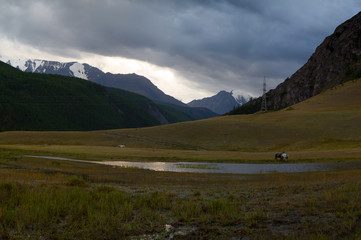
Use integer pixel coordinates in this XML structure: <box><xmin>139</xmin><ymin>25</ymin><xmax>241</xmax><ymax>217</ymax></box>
<box><xmin>53</xmin><ymin>62</ymin><xmax>67</xmax><ymax>71</ymax></box>
<box><xmin>0</xmin><ymin>55</ymin><xmax>29</xmax><ymax>71</ymax></box>
<box><xmin>33</xmin><ymin>59</ymin><xmax>44</xmax><ymax>71</ymax></box>
<box><xmin>1</xmin><ymin>56</ymin><xmax>89</xmax><ymax>80</ymax></box>
<box><xmin>69</xmin><ymin>62</ymin><xmax>88</xmax><ymax>80</ymax></box>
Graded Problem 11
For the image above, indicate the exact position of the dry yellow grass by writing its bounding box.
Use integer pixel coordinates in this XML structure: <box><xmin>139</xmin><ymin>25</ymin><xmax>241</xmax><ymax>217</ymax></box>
<box><xmin>0</xmin><ymin>79</ymin><xmax>360</xmax><ymax>161</ymax></box>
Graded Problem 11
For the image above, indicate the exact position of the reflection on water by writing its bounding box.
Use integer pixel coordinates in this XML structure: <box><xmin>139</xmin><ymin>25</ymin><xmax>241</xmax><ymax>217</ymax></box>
<box><xmin>97</xmin><ymin>161</ymin><xmax>358</xmax><ymax>174</ymax></box>
<box><xmin>176</xmin><ymin>163</ymin><xmax>219</xmax><ymax>170</ymax></box>
<box><xmin>25</xmin><ymin>155</ymin><xmax>361</xmax><ymax>174</ymax></box>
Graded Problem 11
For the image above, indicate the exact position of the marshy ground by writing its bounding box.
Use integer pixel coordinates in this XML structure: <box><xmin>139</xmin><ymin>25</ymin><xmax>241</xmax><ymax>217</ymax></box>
<box><xmin>0</xmin><ymin>149</ymin><xmax>360</xmax><ymax>239</ymax></box>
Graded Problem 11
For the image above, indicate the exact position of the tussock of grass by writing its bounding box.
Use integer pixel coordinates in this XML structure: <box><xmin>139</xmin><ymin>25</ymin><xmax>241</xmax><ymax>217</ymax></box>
<box><xmin>66</xmin><ymin>176</ymin><xmax>87</xmax><ymax>187</ymax></box>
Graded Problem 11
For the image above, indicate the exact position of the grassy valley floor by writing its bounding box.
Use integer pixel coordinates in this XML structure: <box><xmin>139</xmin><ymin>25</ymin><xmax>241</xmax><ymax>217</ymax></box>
<box><xmin>1</xmin><ymin>80</ymin><xmax>361</xmax><ymax>239</ymax></box>
<box><xmin>2</xmin><ymin>144</ymin><xmax>361</xmax><ymax>164</ymax></box>
<box><xmin>0</xmin><ymin>150</ymin><xmax>361</xmax><ymax>239</ymax></box>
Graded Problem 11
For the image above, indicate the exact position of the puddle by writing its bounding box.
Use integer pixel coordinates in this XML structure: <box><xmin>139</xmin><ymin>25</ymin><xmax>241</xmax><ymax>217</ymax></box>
<box><xmin>24</xmin><ymin>155</ymin><xmax>361</xmax><ymax>174</ymax></box>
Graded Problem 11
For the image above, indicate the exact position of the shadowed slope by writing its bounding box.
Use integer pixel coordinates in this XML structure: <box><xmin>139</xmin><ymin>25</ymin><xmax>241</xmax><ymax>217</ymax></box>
<box><xmin>0</xmin><ymin>79</ymin><xmax>360</xmax><ymax>152</ymax></box>
<box><xmin>0</xmin><ymin>61</ymin><xmax>202</xmax><ymax>130</ymax></box>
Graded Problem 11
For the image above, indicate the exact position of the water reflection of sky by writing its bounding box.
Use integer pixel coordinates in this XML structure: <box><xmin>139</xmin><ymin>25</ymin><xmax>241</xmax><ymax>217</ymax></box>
<box><xmin>98</xmin><ymin>161</ymin><xmax>359</xmax><ymax>174</ymax></box>
<box><xmin>100</xmin><ymin>161</ymin><xmax>171</xmax><ymax>172</ymax></box>
<box><xmin>25</xmin><ymin>156</ymin><xmax>361</xmax><ymax>174</ymax></box>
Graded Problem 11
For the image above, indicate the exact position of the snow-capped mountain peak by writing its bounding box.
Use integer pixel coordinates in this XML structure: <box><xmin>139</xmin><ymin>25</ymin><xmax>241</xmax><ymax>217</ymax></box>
<box><xmin>0</xmin><ymin>55</ymin><xmax>29</xmax><ymax>71</ymax></box>
<box><xmin>0</xmin><ymin>56</ymin><xmax>89</xmax><ymax>80</ymax></box>
<box><xmin>69</xmin><ymin>62</ymin><xmax>87</xmax><ymax>79</ymax></box>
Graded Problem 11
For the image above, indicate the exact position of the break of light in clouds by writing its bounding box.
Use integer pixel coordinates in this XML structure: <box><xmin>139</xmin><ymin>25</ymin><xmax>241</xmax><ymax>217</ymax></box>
<box><xmin>0</xmin><ymin>0</ymin><xmax>360</xmax><ymax>102</ymax></box>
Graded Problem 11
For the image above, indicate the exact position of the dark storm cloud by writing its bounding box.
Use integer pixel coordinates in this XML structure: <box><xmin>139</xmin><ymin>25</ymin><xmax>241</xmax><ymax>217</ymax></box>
<box><xmin>1</xmin><ymin>0</ymin><xmax>360</xmax><ymax>96</ymax></box>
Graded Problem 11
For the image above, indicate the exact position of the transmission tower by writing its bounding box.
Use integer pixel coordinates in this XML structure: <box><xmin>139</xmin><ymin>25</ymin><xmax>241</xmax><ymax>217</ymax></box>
<box><xmin>261</xmin><ymin>77</ymin><xmax>267</xmax><ymax>112</ymax></box>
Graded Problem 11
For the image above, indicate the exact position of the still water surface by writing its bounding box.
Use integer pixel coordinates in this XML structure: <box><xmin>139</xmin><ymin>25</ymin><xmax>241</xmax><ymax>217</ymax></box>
<box><xmin>25</xmin><ymin>155</ymin><xmax>360</xmax><ymax>174</ymax></box>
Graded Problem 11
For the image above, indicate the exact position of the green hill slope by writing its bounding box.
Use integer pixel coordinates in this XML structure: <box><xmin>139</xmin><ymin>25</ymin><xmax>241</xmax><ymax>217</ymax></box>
<box><xmin>0</xmin><ymin>61</ymin><xmax>194</xmax><ymax>130</ymax></box>
<box><xmin>1</xmin><ymin>79</ymin><xmax>360</xmax><ymax>152</ymax></box>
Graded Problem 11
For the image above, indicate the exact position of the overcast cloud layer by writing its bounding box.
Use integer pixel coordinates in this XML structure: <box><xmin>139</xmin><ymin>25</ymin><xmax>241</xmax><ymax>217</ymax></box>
<box><xmin>0</xmin><ymin>0</ymin><xmax>360</xmax><ymax>101</ymax></box>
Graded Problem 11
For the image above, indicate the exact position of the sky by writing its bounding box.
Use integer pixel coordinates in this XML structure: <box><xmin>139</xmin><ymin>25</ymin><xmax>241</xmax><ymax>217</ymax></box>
<box><xmin>0</xmin><ymin>0</ymin><xmax>360</xmax><ymax>103</ymax></box>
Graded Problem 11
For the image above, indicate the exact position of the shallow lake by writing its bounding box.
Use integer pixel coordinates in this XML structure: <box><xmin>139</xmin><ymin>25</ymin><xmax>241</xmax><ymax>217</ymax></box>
<box><xmin>25</xmin><ymin>155</ymin><xmax>361</xmax><ymax>174</ymax></box>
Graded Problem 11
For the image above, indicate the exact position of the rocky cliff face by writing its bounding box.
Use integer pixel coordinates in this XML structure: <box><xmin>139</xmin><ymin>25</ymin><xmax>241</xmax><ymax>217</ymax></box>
<box><xmin>233</xmin><ymin>11</ymin><xmax>361</xmax><ymax>114</ymax></box>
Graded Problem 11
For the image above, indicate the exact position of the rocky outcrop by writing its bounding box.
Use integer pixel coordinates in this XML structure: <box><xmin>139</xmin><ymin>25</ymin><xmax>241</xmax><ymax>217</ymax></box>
<box><xmin>232</xmin><ymin>11</ymin><xmax>361</xmax><ymax>114</ymax></box>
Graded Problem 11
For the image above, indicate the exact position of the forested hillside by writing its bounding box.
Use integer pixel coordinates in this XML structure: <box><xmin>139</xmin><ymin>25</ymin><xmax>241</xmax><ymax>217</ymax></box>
<box><xmin>0</xmin><ymin>61</ymin><xmax>196</xmax><ymax>130</ymax></box>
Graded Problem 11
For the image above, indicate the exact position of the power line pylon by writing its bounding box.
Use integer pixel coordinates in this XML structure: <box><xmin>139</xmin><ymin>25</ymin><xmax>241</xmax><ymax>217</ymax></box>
<box><xmin>261</xmin><ymin>77</ymin><xmax>267</xmax><ymax>112</ymax></box>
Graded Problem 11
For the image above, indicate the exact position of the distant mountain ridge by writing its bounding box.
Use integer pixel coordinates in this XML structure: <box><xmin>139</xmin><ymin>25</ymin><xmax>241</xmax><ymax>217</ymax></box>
<box><xmin>0</xmin><ymin>61</ymin><xmax>215</xmax><ymax>130</ymax></box>
<box><xmin>0</xmin><ymin>56</ymin><xmax>218</xmax><ymax>120</ymax></box>
<box><xmin>230</xmin><ymin>11</ymin><xmax>361</xmax><ymax>114</ymax></box>
<box><xmin>187</xmin><ymin>91</ymin><xmax>246</xmax><ymax>114</ymax></box>
<box><xmin>0</xmin><ymin>56</ymin><xmax>186</xmax><ymax>107</ymax></box>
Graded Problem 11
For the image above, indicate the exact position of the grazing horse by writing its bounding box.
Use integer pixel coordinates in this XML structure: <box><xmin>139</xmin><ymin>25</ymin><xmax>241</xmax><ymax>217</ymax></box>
<box><xmin>275</xmin><ymin>152</ymin><xmax>288</xmax><ymax>161</ymax></box>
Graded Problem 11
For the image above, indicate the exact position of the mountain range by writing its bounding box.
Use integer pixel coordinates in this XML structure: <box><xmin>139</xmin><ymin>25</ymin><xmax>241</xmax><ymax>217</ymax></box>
<box><xmin>0</xmin><ymin>56</ymin><xmax>249</xmax><ymax>115</ymax></box>
<box><xmin>0</xmin><ymin>57</ymin><xmax>186</xmax><ymax>107</ymax></box>
<box><xmin>230</xmin><ymin>11</ymin><xmax>361</xmax><ymax>114</ymax></box>
<box><xmin>0</xmin><ymin>61</ymin><xmax>217</xmax><ymax>130</ymax></box>
<box><xmin>188</xmin><ymin>90</ymin><xmax>246</xmax><ymax>114</ymax></box>
<box><xmin>0</xmin><ymin>56</ymin><xmax>219</xmax><ymax>121</ymax></box>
